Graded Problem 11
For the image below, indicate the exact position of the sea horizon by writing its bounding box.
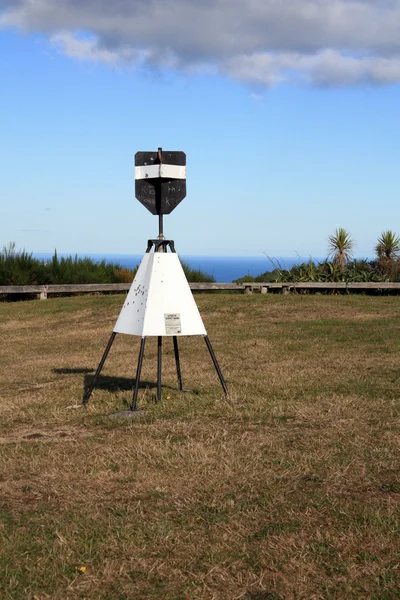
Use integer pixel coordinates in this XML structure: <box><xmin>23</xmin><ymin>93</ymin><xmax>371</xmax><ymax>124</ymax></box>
<box><xmin>32</xmin><ymin>252</ymin><xmax>327</xmax><ymax>283</ymax></box>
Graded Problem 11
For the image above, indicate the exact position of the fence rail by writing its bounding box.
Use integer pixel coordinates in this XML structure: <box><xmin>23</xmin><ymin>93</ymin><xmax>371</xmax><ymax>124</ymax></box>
<box><xmin>2</xmin><ymin>281</ymin><xmax>400</xmax><ymax>299</ymax></box>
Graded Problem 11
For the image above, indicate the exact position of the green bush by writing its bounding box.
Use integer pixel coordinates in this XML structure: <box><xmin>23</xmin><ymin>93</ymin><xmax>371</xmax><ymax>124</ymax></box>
<box><xmin>180</xmin><ymin>261</ymin><xmax>215</xmax><ymax>283</ymax></box>
<box><xmin>0</xmin><ymin>244</ymin><xmax>214</xmax><ymax>285</ymax></box>
<box><xmin>234</xmin><ymin>257</ymin><xmax>400</xmax><ymax>284</ymax></box>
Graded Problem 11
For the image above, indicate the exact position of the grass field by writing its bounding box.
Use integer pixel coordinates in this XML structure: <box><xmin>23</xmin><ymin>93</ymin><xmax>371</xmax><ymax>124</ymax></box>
<box><xmin>0</xmin><ymin>293</ymin><xmax>399</xmax><ymax>599</ymax></box>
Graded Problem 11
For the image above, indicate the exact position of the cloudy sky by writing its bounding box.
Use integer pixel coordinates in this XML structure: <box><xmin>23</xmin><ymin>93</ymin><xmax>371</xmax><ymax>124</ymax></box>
<box><xmin>1</xmin><ymin>0</ymin><xmax>400</xmax><ymax>258</ymax></box>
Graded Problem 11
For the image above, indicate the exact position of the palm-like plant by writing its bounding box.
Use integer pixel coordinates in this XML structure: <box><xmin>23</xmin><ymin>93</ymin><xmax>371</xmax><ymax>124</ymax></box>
<box><xmin>375</xmin><ymin>230</ymin><xmax>400</xmax><ymax>260</ymax></box>
<box><xmin>327</xmin><ymin>228</ymin><xmax>355</xmax><ymax>270</ymax></box>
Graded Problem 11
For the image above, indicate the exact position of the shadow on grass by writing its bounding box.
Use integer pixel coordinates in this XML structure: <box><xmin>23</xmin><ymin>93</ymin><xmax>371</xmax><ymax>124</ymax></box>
<box><xmin>83</xmin><ymin>373</ymin><xmax>155</xmax><ymax>393</ymax></box>
<box><xmin>53</xmin><ymin>368</ymin><xmax>179</xmax><ymax>403</ymax></box>
<box><xmin>54</xmin><ymin>367</ymin><xmax>94</xmax><ymax>374</ymax></box>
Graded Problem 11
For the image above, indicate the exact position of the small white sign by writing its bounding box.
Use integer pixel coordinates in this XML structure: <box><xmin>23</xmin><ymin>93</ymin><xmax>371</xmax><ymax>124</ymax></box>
<box><xmin>164</xmin><ymin>313</ymin><xmax>182</xmax><ymax>334</ymax></box>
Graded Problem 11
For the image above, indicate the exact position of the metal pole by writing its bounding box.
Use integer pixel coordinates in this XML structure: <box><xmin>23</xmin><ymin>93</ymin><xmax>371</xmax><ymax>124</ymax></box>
<box><xmin>158</xmin><ymin>213</ymin><xmax>163</xmax><ymax>239</ymax></box>
<box><xmin>83</xmin><ymin>331</ymin><xmax>117</xmax><ymax>405</ymax></box>
<box><xmin>131</xmin><ymin>337</ymin><xmax>147</xmax><ymax>411</ymax></box>
<box><xmin>204</xmin><ymin>335</ymin><xmax>228</xmax><ymax>396</ymax></box>
<box><xmin>157</xmin><ymin>336</ymin><xmax>162</xmax><ymax>402</ymax></box>
<box><xmin>154</xmin><ymin>146</ymin><xmax>163</xmax><ymax>404</ymax></box>
<box><xmin>157</xmin><ymin>147</ymin><xmax>164</xmax><ymax>240</ymax></box>
<box><xmin>173</xmin><ymin>336</ymin><xmax>183</xmax><ymax>391</ymax></box>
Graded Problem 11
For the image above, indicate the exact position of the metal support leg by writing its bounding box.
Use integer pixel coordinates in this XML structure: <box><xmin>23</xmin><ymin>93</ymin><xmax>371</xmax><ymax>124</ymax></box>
<box><xmin>173</xmin><ymin>336</ymin><xmax>183</xmax><ymax>391</ymax></box>
<box><xmin>157</xmin><ymin>336</ymin><xmax>162</xmax><ymax>402</ymax></box>
<box><xmin>131</xmin><ymin>337</ymin><xmax>147</xmax><ymax>411</ymax></box>
<box><xmin>83</xmin><ymin>331</ymin><xmax>117</xmax><ymax>405</ymax></box>
<box><xmin>204</xmin><ymin>335</ymin><xmax>228</xmax><ymax>396</ymax></box>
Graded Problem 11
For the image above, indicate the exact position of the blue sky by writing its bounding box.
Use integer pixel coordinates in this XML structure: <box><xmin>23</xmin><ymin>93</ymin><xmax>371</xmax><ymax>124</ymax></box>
<box><xmin>1</xmin><ymin>1</ymin><xmax>400</xmax><ymax>258</ymax></box>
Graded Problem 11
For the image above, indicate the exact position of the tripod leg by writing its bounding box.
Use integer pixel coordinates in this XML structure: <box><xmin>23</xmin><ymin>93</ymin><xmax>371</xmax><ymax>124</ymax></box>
<box><xmin>131</xmin><ymin>337</ymin><xmax>147</xmax><ymax>411</ymax></box>
<box><xmin>173</xmin><ymin>336</ymin><xmax>183</xmax><ymax>391</ymax></box>
<box><xmin>83</xmin><ymin>331</ymin><xmax>117</xmax><ymax>405</ymax></box>
<box><xmin>157</xmin><ymin>336</ymin><xmax>162</xmax><ymax>402</ymax></box>
<box><xmin>204</xmin><ymin>335</ymin><xmax>228</xmax><ymax>396</ymax></box>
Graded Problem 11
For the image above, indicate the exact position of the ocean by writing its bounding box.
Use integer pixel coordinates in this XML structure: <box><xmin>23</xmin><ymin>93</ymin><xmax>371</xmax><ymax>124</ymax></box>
<box><xmin>33</xmin><ymin>253</ymin><xmax>315</xmax><ymax>283</ymax></box>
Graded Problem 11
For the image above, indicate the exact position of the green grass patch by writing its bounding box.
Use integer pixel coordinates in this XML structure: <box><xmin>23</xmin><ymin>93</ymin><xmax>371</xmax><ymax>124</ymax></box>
<box><xmin>0</xmin><ymin>294</ymin><xmax>399</xmax><ymax>598</ymax></box>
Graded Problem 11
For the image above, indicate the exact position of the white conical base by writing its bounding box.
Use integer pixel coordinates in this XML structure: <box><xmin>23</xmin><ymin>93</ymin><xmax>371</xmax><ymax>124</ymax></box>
<box><xmin>113</xmin><ymin>253</ymin><xmax>207</xmax><ymax>337</ymax></box>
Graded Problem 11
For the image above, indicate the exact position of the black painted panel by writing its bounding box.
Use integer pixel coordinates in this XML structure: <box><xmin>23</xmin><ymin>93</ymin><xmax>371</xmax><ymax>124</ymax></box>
<box><xmin>134</xmin><ymin>150</ymin><xmax>186</xmax><ymax>215</ymax></box>
<box><xmin>135</xmin><ymin>151</ymin><xmax>186</xmax><ymax>167</ymax></box>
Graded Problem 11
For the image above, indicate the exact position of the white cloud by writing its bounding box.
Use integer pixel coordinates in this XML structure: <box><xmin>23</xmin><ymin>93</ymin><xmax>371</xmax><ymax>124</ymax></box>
<box><xmin>50</xmin><ymin>31</ymin><xmax>122</xmax><ymax>65</ymax></box>
<box><xmin>223</xmin><ymin>49</ymin><xmax>400</xmax><ymax>87</ymax></box>
<box><xmin>2</xmin><ymin>0</ymin><xmax>400</xmax><ymax>87</ymax></box>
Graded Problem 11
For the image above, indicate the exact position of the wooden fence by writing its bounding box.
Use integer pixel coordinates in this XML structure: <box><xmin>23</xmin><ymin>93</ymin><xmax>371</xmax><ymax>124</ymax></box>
<box><xmin>2</xmin><ymin>281</ymin><xmax>400</xmax><ymax>299</ymax></box>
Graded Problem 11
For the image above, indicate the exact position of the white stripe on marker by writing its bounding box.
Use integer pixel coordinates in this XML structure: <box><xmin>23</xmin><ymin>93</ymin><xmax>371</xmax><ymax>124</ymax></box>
<box><xmin>135</xmin><ymin>164</ymin><xmax>186</xmax><ymax>180</ymax></box>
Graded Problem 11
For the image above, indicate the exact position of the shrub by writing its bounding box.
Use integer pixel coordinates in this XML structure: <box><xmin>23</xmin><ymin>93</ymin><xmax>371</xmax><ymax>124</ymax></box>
<box><xmin>234</xmin><ymin>257</ymin><xmax>400</xmax><ymax>284</ymax></box>
<box><xmin>0</xmin><ymin>244</ymin><xmax>214</xmax><ymax>285</ymax></box>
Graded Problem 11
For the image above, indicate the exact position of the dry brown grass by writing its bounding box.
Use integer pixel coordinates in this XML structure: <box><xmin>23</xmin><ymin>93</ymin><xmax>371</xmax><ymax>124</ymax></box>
<box><xmin>0</xmin><ymin>293</ymin><xmax>399</xmax><ymax>599</ymax></box>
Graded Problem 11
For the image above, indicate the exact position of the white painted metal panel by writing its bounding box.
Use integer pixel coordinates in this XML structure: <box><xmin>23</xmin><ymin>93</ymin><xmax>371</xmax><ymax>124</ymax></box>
<box><xmin>143</xmin><ymin>253</ymin><xmax>206</xmax><ymax>336</ymax></box>
<box><xmin>135</xmin><ymin>164</ymin><xmax>186</xmax><ymax>180</ymax></box>
<box><xmin>113</xmin><ymin>253</ymin><xmax>153</xmax><ymax>336</ymax></box>
<box><xmin>134</xmin><ymin>165</ymin><xmax>159</xmax><ymax>180</ymax></box>
<box><xmin>113</xmin><ymin>252</ymin><xmax>206</xmax><ymax>337</ymax></box>
<box><xmin>159</xmin><ymin>164</ymin><xmax>186</xmax><ymax>179</ymax></box>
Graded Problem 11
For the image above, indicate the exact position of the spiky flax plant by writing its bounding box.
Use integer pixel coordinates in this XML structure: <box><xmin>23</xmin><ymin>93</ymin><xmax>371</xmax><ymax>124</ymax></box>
<box><xmin>327</xmin><ymin>227</ymin><xmax>354</xmax><ymax>270</ymax></box>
